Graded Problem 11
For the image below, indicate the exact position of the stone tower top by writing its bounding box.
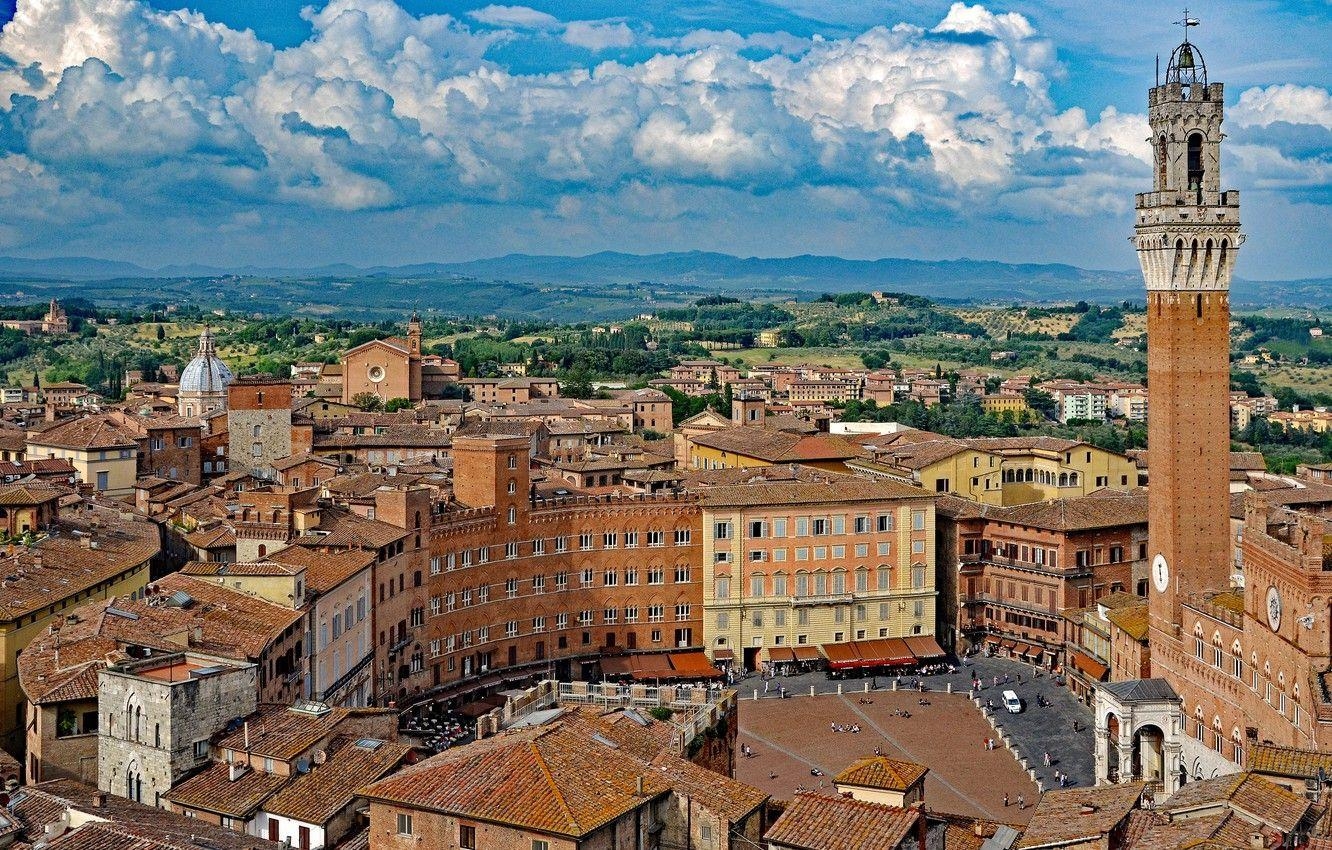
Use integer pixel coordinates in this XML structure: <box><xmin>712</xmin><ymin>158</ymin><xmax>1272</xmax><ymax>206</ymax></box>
<box><xmin>1133</xmin><ymin>25</ymin><xmax>1243</xmax><ymax>293</ymax></box>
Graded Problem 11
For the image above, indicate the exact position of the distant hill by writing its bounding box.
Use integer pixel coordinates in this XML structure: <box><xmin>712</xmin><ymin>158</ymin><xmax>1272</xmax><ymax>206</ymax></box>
<box><xmin>0</xmin><ymin>251</ymin><xmax>1322</xmax><ymax>312</ymax></box>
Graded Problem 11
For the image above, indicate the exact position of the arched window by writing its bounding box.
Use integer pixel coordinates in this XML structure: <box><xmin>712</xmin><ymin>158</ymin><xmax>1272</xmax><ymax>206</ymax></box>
<box><xmin>507</xmin><ymin>506</ymin><xmax>517</xmax><ymax>525</ymax></box>
<box><xmin>507</xmin><ymin>454</ymin><xmax>518</xmax><ymax>470</ymax></box>
<box><xmin>1187</xmin><ymin>132</ymin><xmax>1204</xmax><ymax>191</ymax></box>
<box><xmin>507</xmin><ymin>479</ymin><xmax>517</xmax><ymax>495</ymax></box>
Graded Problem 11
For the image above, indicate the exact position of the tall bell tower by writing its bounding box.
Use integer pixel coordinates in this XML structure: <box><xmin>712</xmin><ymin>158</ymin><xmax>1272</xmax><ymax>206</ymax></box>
<box><xmin>1135</xmin><ymin>30</ymin><xmax>1244</xmax><ymax>634</ymax></box>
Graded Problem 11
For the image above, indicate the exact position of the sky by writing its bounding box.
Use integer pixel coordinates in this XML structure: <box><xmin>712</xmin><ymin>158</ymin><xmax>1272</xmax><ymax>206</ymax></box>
<box><xmin>0</xmin><ymin>0</ymin><xmax>1328</xmax><ymax>278</ymax></box>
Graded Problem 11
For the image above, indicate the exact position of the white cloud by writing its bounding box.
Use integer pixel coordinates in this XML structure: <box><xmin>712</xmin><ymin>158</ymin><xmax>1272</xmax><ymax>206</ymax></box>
<box><xmin>561</xmin><ymin>21</ymin><xmax>635</xmax><ymax>51</ymax></box>
<box><xmin>1233</xmin><ymin>84</ymin><xmax>1332</xmax><ymax>129</ymax></box>
<box><xmin>468</xmin><ymin>5</ymin><xmax>561</xmax><ymax>30</ymax></box>
<box><xmin>0</xmin><ymin>0</ymin><xmax>1314</xmax><ymax>265</ymax></box>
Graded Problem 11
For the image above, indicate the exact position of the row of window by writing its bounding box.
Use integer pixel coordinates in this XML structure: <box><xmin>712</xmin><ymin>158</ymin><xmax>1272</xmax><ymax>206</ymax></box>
<box><xmin>430</xmin><ymin>530</ymin><xmax>694</xmax><ymax>573</ymax></box>
<box><xmin>318</xmin><ymin>595</ymin><xmax>369</xmax><ymax>650</ymax></box>
<box><xmin>715</xmin><ymin>511</ymin><xmax>926</xmax><ymax>540</ymax></box>
<box><xmin>427</xmin><ymin>604</ymin><xmax>693</xmax><ymax>656</ymax></box>
<box><xmin>715</xmin><ymin>600</ymin><xmax>927</xmax><ymax>630</ymax></box>
<box><xmin>716</xmin><ymin>539</ymin><xmax>926</xmax><ymax>565</ymax></box>
<box><xmin>428</xmin><ymin>566</ymin><xmax>693</xmax><ymax>616</ymax></box>
<box><xmin>714</xmin><ymin>565</ymin><xmax>927</xmax><ymax>598</ymax></box>
<box><xmin>1191</xmin><ymin>634</ymin><xmax>1303</xmax><ymax>729</ymax></box>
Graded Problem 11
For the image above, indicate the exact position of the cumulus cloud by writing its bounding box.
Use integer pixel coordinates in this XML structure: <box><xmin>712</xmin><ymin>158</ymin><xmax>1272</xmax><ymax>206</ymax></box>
<box><xmin>0</xmin><ymin>0</ymin><xmax>1318</xmax><ymax>265</ymax></box>
<box><xmin>1233</xmin><ymin>84</ymin><xmax>1332</xmax><ymax>129</ymax></box>
<box><xmin>468</xmin><ymin>5</ymin><xmax>560</xmax><ymax>30</ymax></box>
<box><xmin>561</xmin><ymin>21</ymin><xmax>635</xmax><ymax>51</ymax></box>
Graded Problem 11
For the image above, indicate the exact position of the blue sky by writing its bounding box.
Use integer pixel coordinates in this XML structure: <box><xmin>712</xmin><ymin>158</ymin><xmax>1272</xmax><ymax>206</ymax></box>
<box><xmin>0</xmin><ymin>1</ymin><xmax>1328</xmax><ymax>278</ymax></box>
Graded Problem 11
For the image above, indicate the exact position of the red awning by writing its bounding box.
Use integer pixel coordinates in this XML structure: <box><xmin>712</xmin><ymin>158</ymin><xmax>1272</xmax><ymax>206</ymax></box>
<box><xmin>669</xmin><ymin>652</ymin><xmax>722</xmax><ymax>679</ymax></box>
<box><xmin>880</xmin><ymin>638</ymin><xmax>916</xmax><ymax>667</ymax></box>
<box><xmin>1069</xmin><ymin>651</ymin><xmax>1108</xmax><ymax>682</ymax></box>
<box><xmin>821</xmin><ymin>642</ymin><xmax>859</xmax><ymax>670</ymax></box>
<box><xmin>904</xmin><ymin>635</ymin><xmax>947</xmax><ymax>661</ymax></box>
<box><xmin>601</xmin><ymin>656</ymin><xmax>634</xmax><ymax>676</ymax></box>
<box><xmin>767</xmin><ymin>647</ymin><xmax>797</xmax><ymax>663</ymax></box>
<box><xmin>630</xmin><ymin>654</ymin><xmax>675</xmax><ymax>681</ymax></box>
<box><xmin>792</xmin><ymin>646</ymin><xmax>821</xmax><ymax>663</ymax></box>
<box><xmin>713</xmin><ymin>648</ymin><xmax>734</xmax><ymax>661</ymax></box>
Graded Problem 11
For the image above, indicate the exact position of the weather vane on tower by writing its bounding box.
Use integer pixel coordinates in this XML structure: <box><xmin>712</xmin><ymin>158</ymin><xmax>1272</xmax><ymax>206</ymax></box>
<box><xmin>1174</xmin><ymin>9</ymin><xmax>1201</xmax><ymax>43</ymax></box>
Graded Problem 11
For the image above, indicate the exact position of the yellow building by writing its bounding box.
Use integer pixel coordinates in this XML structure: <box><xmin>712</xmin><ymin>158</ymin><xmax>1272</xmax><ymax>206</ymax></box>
<box><xmin>687</xmin><ymin>426</ymin><xmax>861</xmax><ymax>472</ymax></box>
<box><xmin>850</xmin><ymin>434</ymin><xmax>1137</xmax><ymax>507</ymax></box>
<box><xmin>979</xmin><ymin>393</ymin><xmax>1032</xmax><ymax>419</ymax></box>
<box><xmin>698</xmin><ymin>467</ymin><xmax>939</xmax><ymax>670</ymax></box>
<box><xmin>27</xmin><ymin>416</ymin><xmax>140</xmax><ymax>496</ymax></box>
<box><xmin>0</xmin><ymin>489</ymin><xmax>158</xmax><ymax>753</ymax></box>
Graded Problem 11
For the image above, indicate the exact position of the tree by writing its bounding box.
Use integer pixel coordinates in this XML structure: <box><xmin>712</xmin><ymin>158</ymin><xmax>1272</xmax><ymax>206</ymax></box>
<box><xmin>351</xmin><ymin>392</ymin><xmax>383</xmax><ymax>411</ymax></box>
<box><xmin>155</xmin><ymin>324</ymin><xmax>165</xmax><ymax>341</ymax></box>
<box><xmin>1022</xmin><ymin>387</ymin><xmax>1058</xmax><ymax>420</ymax></box>
<box><xmin>384</xmin><ymin>397</ymin><xmax>413</xmax><ymax>412</ymax></box>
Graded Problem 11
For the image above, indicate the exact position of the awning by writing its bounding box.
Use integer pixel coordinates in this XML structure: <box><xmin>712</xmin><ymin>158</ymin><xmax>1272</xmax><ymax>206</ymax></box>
<box><xmin>1069</xmin><ymin>651</ymin><xmax>1108</xmax><ymax>682</ymax></box>
<box><xmin>1017</xmin><ymin>643</ymin><xmax>1045</xmax><ymax>662</ymax></box>
<box><xmin>821</xmin><ymin>642</ymin><xmax>859</xmax><ymax>670</ymax></box>
<box><xmin>905</xmin><ymin>635</ymin><xmax>947</xmax><ymax>661</ymax></box>
<box><xmin>767</xmin><ymin>647</ymin><xmax>797</xmax><ymax>664</ymax></box>
<box><xmin>858</xmin><ymin>638</ymin><xmax>913</xmax><ymax>667</ymax></box>
<box><xmin>631</xmin><ymin>654</ymin><xmax>675</xmax><ymax>681</ymax></box>
<box><xmin>713</xmin><ymin>648</ymin><xmax>734</xmax><ymax>661</ymax></box>
<box><xmin>792</xmin><ymin>646</ymin><xmax>821</xmax><ymax>663</ymax></box>
<box><xmin>459</xmin><ymin>700</ymin><xmax>493</xmax><ymax>718</ymax></box>
<box><xmin>1000</xmin><ymin>639</ymin><xmax>1018</xmax><ymax>650</ymax></box>
<box><xmin>669</xmin><ymin>652</ymin><xmax>722</xmax><ymax>679</ymax></box>
<box><xmin>600</xmin><ymin>656</ymin><xmax>634</xmax><ymax>676</ymax></box>
<box><xmin>984</xmin><ymin>636</ymin><xmax>1001</xmax><ymax>646</ymax></box>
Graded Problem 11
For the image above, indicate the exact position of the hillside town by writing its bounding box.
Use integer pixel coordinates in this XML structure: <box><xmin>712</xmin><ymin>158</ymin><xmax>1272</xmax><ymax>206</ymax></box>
<box><xmin>0</xmin><ymin>21</ymin><xmax>1328</xmax><ymax>850</ymax></box>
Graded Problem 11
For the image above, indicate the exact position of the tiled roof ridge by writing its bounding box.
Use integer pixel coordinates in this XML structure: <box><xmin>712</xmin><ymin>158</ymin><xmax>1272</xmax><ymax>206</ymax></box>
<box><xmin>530</xmin><ymin>735</ymin><xmax>583</xmax><ymax>833</ymax></box>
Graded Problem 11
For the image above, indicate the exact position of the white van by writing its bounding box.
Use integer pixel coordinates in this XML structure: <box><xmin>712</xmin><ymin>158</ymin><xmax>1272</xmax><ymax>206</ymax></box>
<box><xmin>1002</xmin><ymin>690</ymin><xmax>1023</xmax><ymax>714</ymax></box>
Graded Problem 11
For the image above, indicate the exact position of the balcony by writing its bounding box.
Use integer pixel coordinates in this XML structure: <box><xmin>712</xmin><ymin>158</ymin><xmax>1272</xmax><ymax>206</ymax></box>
<box><xmin>789</xmin><ymin>593</ymin><xmax>854</xmax><ymax>607</ymax></box>
<box><xmin>389</xmin><ymin>631</ymin><xmax>414</xmax><ymax>656</ymax></box>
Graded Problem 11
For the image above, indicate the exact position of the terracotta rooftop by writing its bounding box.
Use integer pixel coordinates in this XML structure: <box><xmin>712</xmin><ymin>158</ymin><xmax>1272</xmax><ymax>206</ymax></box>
<box><xmin>215</xmin><ymin>703</ymin><xmax>354</xmax><ymax>762</ymax></box>
<box><xmin>1248</xmin><ymin>743</ymin><xmax>1332</xmax><ymax>781</ymax></box>
<box><xmin>359</xmin><ymin>720</ymin><xmax>677</xmax><ymax>838</ymax></box>
<box><xmin>1016</xmin><ymin>782</ymin><xmax>1144</xmax><ymax>849</ymax></box>
<box><xmin>308</xmin><ymin>507</ymin><xmax>408</xmax><ymax>549</ymax></box>
<box><xmin>690</xmin><ymin>427</ymin><xmax>862</xmax><ymax>463</ymax></box>
<box><xmin>267</xmin><ymin>544</ymin><xmax>376</xmax><ymax>593</ymax></box>
<box><xmin>264</xmin><ymin>736</ymin><xmax>413</xmax><ymax>826</ymax></box>
<box><xmin>1160</xmin><ymin>772</ymin><xmax>1312</xmax><ymax>834</ymax></box>
<box><xmin>12</xmin><ymin>778</ymin><xmax>280</xmax><ymax>849</ymax></box>
<box><xmin>765</xmin><ymin>791</ymin><xmax>921</xmax><ymax>850</ymax></box>
<box><xmin>834</xmin><ymin>755</ymin><xmax>929</xmax><ymax>791</ymax></box>
<box><xmin>985</xmin><ymin>489</ymin><xmax>1147</xmax><ymax>532</ymax></box>
<box><xmin>28</xmin><ymin>416</ymin><xmax>139</xmax><ymax>450</ymax></box>
<box><xmin>694</xmin><ymin>468</ymin><xmax>928</xmax><ymax>507</ymax></box>
<box><xmin>0</xmin><ymin>482</ymin><xmax>64</xmax><ymax>505</ymax></box>
<box><xmin>1105</xmin><ymin>604</ymin><xmax>1150</xmax><ymax>641</ymax></box>
<box><xmin>0</xmin><ymin>502</ymin><xmax>160</xmax><ymax>622</ymax></box>
<box><xmin>164</xmin><ymin>761</ymin><xmax>288</xmax><ymax>819</ymax></box>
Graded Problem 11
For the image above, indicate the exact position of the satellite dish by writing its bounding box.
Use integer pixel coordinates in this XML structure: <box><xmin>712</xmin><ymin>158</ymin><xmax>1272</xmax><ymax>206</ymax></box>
<box><xmin>312</xmin><ymin>749</ymin><xmax>327</xmax><ymax>766</ymax></box>
<box><xmin>295</xmin><ymin>758</ymin><xmax>310</xmax><ymax>774</ymax></box>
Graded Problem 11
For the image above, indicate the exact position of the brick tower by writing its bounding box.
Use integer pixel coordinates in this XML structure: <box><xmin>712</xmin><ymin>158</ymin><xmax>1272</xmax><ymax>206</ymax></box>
<box><xmin>1135</xmin><ymin>33</ymin><xmax>1243</xmax><ymax>634</ymax></box>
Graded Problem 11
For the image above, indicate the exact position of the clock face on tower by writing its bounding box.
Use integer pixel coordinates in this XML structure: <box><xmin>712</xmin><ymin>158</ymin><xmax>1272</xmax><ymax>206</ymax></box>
<box><xmin>1152</xmin><ymin>554</ymin><xmax>1170</xmax><ymax>593</ymax></box>
<box><xmin>1267</xmin><ymin>586</ymin><xmax>1282</xmax><ymax>632</ymax></box>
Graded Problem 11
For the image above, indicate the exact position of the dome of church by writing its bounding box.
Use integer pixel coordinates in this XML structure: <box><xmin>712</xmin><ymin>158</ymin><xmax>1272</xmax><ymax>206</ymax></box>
<box><xmin>179</xmin><ymin>327</ymin><xmax>233</xmax><ymax>395</ymax></box>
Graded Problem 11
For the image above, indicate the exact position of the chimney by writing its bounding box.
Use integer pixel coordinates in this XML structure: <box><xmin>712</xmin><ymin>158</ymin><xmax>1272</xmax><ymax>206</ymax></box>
<box><xmin>80</xmin><ymin>535</ymin><xmax>91</xmax><ymax>549</ymax></box>
<box><xmin>190</xmin><ymin>625</ymin><xmax>203</xmax><ymax>645</ymax></box>
<box><xmin>91</xmin><ymin>790</ymin><xmax>107</xmax><ymax>808</ymax></box>
<box><xmin>1249</xmin><ymin>834</ymin><xmax>1265</xmax><ymax>850</ymax></box>
<box><xmin>973</xmin><ymin>822</ymin><xmax>986</xmax><ymax>838</ymax></box>
<box><xmin>229</xmin><ymin>760</ymin><xmax>248</xmax><ymax>782</ymax></box>
<box><xmin>635</xmin><ymin>775</ymin><xmax>644</xmax><ymax>796</ymax></box>
<box><xmin>243</xmin><ymin>721</ymin><xmax>250</xmax><ymax>750</ymax></box>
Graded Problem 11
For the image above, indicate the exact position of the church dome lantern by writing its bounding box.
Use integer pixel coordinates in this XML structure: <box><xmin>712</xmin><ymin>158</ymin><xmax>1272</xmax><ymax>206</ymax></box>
<box><xmin>177</xmin><ymin>326</ymin><xmax>233</xmax><ymax>417</ymax></box>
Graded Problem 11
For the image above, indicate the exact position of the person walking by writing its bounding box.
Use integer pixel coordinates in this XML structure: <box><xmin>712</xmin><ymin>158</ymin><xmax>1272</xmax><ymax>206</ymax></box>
<box><xmin>1017</xmin><ymin>794</ymin><xmax>1025</xmax><ymax>810</ymax></box>
<box><xmin>1003</xmin><ymin>793</ymin><xmax>1009</xmax><ymax>807</ymax></box>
